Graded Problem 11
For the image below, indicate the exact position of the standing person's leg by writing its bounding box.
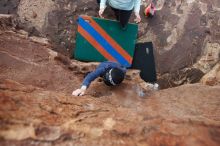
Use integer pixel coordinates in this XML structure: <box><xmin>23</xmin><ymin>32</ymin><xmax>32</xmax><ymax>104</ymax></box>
<box><xmin>118</xmin><ymin>10</ymin><xmax>132</xmax><ymax>29</ymax></box>
<box><xmin>97</xmin><ymin>0</ymin><xmax>100</xmax><ymax>4</ymax></box>
<box><xmin>110</xmin><ymin>7</ymin><xmax>132</xmax><ymax>29</ymax></box>
<box><xmin>110</xmin><ymin>7</ymin><xmax>120</xmax><ymax>21</ymax></box>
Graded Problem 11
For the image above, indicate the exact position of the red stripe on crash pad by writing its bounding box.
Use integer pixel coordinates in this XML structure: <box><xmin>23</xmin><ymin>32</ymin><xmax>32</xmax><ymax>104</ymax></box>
<box><xmin>81</xmin><ymin>15</ymin><xmax>133</xmax><ymax>64</ymax></box>
<box><xmin>78</xmin><ymin>25</ymin><xmax>116</xmax><ymax>62</ymax></box>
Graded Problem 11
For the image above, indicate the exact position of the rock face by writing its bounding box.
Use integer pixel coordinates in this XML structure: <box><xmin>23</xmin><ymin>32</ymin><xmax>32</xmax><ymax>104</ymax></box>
<box><xmin>0</xmin><ymin>0</ymin><xmax>20</xmax><ymax>14</ymax></box>
<box><xmin>201</xmin><ymin>63</ymin><xmax>220</xmax><ymax>86</ymax></box>
<box><xmin>0</xmin><ymin>0</ymin><xmax>220</xmax><ymax>74</ymax></box>
<box><xmin>0</xmin><ymin>78</ymin><xmax>220</xmax><ymax>146</ymax></box>
<box><xmin>0</xmin><ymin>3</ymin><xmax>220</xmax><ymax>146</ymax></box>
<box><xmin>0</xmin><ymin>24</ymin><xmax>220</xmax><ymax>146</ymax></box>
<box><xmin>0</xmin><ymin>14</ymin><xmax>14</xmax><ymax>30</ymax></box>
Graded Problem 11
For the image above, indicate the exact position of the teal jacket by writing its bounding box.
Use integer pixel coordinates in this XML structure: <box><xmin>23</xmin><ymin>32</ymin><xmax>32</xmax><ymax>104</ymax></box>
<box><xmin>100</xmin><ymin>0</ymin><xmax>141</xmax><ymax>13</ymax></box>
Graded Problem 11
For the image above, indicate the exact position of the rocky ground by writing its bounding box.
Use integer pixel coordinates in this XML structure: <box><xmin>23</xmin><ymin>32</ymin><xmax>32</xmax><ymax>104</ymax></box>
<box><xmin>0</xmin><ymin>0</ymin><xmax>220</xmax><ymax>145</ymax></box>
<box><xmin>0</xmin><ymin>16</ymin><xmax>220</xmax><ymax>146</ymax></box>
<box><xmin>0</xmin><ymin>32</ymin><xmax>220</xmax><ymax>146</ymax></box>
<box><xmin>0</xmin><ymin>78</ymin><xmax>220</xmax><ymax>146</ymax></box>
<box><xmin>1</xmin><ymin>0</ymin><xmax>220</xmax><ymax>88</ymax></box>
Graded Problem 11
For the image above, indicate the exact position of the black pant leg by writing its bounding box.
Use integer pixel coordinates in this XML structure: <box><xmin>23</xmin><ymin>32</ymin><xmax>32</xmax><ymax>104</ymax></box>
<box><xmin>110</xmin><ymin>7</ymin><xmax>120</xmax><ymax>21</ymax></box>
<box><xmin>97</xmin><ymin>0</ymin><xmax>100</xmax><ymax>4</ymax></box>
<box><xmin>118</xmin><ymin>10</ymin><xmax>132</xmax><ymax>28</ymax></box>
<box><xmin>110</xmin><ymin>6</ymin><xmax>132</xmax><ymax>29</ymax></box>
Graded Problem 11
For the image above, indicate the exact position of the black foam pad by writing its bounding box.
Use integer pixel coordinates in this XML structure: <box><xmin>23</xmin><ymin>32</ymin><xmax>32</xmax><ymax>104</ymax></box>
<box><xmin>131</xmin><ymin>42</ymin><xmax>157</xmax><ymax>83</ymax></box>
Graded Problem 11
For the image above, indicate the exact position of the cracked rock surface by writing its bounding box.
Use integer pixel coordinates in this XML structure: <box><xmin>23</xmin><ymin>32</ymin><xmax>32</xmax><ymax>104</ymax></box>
<box><xmin>0</xmin><ymin>29</ymin><xmax>220</xmax><ymax>146</ymax></box>
<box><xmin>0</xmin><ymin>78</ymin><xmax>220</xmax><ymax>146</ymax></box>
<box><xmin>0</xmin><ymin>1</ymin><xmax>220</xmax><ymax>145</ymax></box>
<box><xmin>1</xmin><ymin>0</ymin><xmax>220</xmax><ymax>73</ymax></box>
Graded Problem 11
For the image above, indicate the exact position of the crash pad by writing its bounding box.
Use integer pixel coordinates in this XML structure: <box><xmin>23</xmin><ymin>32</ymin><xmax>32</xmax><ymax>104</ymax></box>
<box><xmin>74</xmin><ymin>15</ymin><xmax>138</xmax><ymax>67</ymax></box>
<box><xmin>131</xmin><ymin>42</ymin><xmax>157</xmax><ymax>83</ymax></box>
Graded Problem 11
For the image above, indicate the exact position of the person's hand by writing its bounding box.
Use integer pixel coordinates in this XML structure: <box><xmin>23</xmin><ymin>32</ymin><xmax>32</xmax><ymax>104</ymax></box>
<box><xmin>134</xmin><ymin>12</ymin><xmax>141</xmax><ymax>23</ymax></box>
<box><xmin>72</xmin><ymin>89</ymin><xmax>85</xmax><ymax>96</ymax></box>
<box><xmin>99</xmin><ymin>8</ymin><xmax>105</xmax><ymax>18</ymax></box>
<box><xmin>72</xmin><ymin>86</ymin><xmax>87</xmax><ymax>96</ymax></box>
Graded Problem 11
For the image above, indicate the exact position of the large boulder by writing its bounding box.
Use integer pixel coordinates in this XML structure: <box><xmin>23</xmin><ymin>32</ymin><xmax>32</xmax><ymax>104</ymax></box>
<box><xmin>1</xmin><ymin>0</ymin><xmax>220</xmax><ymax>73</ymax></box>
<box><xmin>0</xmin><ymin>16</ymin><xmax>220</xmax><ymax>146</ymax></box>
<box><xmin>0</xmin><ymin>78</ymin><xmax>219</xmax><ymax>146</ymax></box>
